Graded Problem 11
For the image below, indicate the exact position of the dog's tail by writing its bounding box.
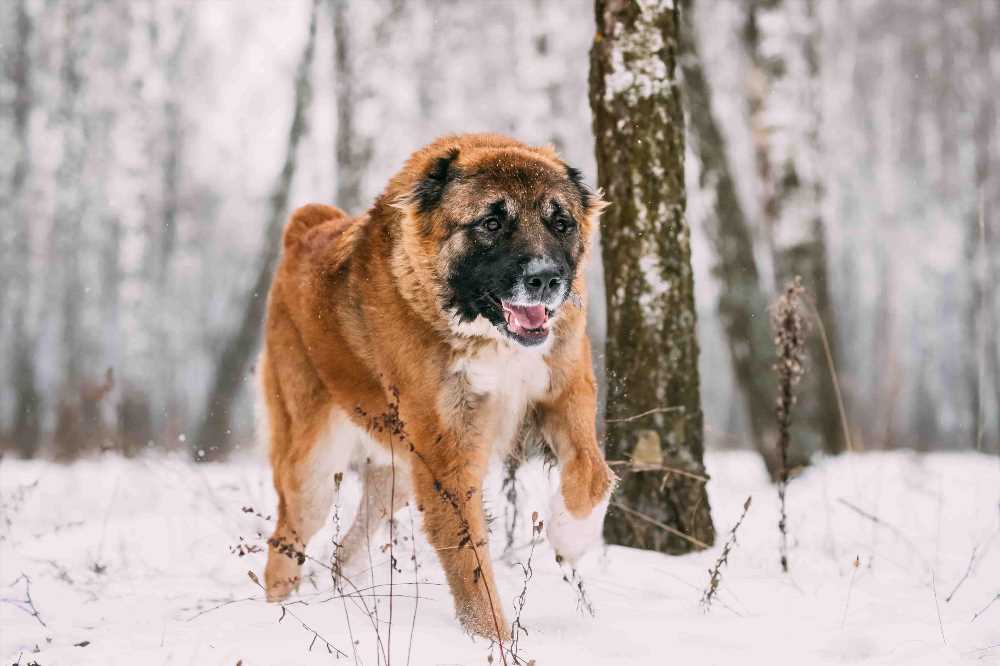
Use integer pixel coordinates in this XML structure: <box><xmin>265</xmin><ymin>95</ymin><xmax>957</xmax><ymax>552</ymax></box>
<box><xmin>283</xmin><ymin>203</ymin><xmax>350</xmax><ymax>249</ymax></box>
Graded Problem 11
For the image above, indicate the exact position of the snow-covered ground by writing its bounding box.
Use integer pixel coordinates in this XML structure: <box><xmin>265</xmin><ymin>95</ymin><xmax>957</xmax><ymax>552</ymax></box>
<box><xmin>2</xmin><ymin>449</ymin><xmax>998</xmax><ymax>665</ymax></box>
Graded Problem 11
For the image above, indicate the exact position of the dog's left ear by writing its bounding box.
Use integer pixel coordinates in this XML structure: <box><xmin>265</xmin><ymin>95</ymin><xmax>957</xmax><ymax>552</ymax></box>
<box><xmin>565</xmin><ymin>164</ymin><xmax>609</xmax><ymax>217</ymax></box>
<box><xmin>411</xmin><ymin>147</ymin><xmax>461</xmax><ymax>213</ymax></box>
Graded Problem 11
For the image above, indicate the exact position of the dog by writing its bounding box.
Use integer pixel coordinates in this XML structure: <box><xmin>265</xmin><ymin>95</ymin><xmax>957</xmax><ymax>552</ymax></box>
<box><xmin>260</xmin><ymin>133</ymin><xmax>614</xmax><ymax>639</ymax></box>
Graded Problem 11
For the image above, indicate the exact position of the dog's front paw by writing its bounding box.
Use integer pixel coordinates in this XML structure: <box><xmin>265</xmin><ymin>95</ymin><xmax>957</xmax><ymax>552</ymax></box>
<box><xmin>264</xmin><ymin>557</ymin><xmax>300</xmax><ymax>602</ymax></box>
<box><xmin>546</xmin><ymin>464</ymin><xmax>612</xmax><ymax>566</ymax></box>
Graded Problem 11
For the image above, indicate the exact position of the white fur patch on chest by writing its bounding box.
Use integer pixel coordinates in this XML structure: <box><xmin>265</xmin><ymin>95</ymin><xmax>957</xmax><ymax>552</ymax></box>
<box><xmin>453</xmin><ymin>343</ymin><xmax>551</xmax><ymax>399</ymax></box>
<box><xmin>448</xmin><ymin>341</ymin><xmax>552</xmax><ymax>454</ymax></box>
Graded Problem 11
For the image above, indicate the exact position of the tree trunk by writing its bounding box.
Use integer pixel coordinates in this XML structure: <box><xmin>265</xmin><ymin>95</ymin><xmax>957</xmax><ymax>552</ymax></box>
<box><xmin>964</xmin><ymin>208</ymin><xmax>984</xmax><ymax>450</ymax></box>
<box><xmin>50</xmin><ymin>0</ymin><xmax>89</xmax><ymax>460</ymax></box>
<box><xmin>331</xmin><ymin>0</ymin><xmax>371</xmax><ymax>215</ymax></box>
<box><xmin>194</xmin><ymin>0</ymin><xmax>319</xmax><ymax>461</ymax></box>
<box><xmin>972</xmin><ymin>2</ymin><xmax>999</xmax><ymax>451</ymax></box>
<box><xmin>678</xmin><ymin>0</ymin><xmax>780</xmax><ymax>479</ymax></box>
<box><xmin>151</xmin><ymin>9</ymin><xmax>191</xmax><ymax>435</ymax></box>
<box><xmin>745</xmin><ymin>0</ymin><xmax>844</xmax><ymax>458</ymax></box>
<box><xmin>986</xmin><ymin>212</ymin><xmax>1000</xmax><ymax>453</ymax></box>
<box><xmin>590</xmin><ymin>0</ymin><xmax>714</xmax><ymax>553</ymax></box>
<box><xmin>58</xmin><ymin>1</ymin><xmax>86</xmax><ymax>393</ymax></box>
<box><xmin>3</xmin><ymin>0</ymin><xmax>42</xmax><ymax>457</ymax></box>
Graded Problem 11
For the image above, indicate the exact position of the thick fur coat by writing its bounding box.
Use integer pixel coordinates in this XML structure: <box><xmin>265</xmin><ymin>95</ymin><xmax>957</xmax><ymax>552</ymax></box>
<box><xmin>261</xmin><ymin>133</ymin><xmax>614</xmax><ymax>638</ymax></box>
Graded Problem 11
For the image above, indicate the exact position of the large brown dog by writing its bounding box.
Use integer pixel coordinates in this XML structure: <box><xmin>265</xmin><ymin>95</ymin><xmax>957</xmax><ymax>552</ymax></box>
<box><xmin>260</xmin><ymin>133</ymin><xmax>614</xmax><ymax>639</ymax></box>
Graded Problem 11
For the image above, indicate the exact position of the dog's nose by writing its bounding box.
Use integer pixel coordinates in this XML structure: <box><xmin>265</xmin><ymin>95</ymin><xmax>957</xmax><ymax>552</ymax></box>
<box><xmin>523</xmin><ymin>267</ymin><xmax>564</xmax><ymax>302</ymax></box>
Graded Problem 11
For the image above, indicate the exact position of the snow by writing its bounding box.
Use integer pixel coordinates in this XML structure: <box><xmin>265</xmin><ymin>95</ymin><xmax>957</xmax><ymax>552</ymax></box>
<box><xmin>602</xmin><ymin>0</ymin><xmax>674</xmax><ymax>106</ymax></box>
<box><xmin>2</xmin><ymin>450</ymin><xmax>998</xmax><ymax>665</ymax></box>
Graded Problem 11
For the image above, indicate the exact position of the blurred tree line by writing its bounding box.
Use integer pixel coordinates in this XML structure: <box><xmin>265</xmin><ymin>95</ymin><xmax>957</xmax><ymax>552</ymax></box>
<box><xmin>0</xmin><ymin>0</ymin><xmax>997</xmax><ymax>463</ymax></box>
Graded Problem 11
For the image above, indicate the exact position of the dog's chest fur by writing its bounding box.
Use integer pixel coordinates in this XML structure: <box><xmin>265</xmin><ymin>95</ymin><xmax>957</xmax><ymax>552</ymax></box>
<box><xmin>443</xmin><ymin>342</ymin><xmax>551</xmax><ymax>455</ymax></box>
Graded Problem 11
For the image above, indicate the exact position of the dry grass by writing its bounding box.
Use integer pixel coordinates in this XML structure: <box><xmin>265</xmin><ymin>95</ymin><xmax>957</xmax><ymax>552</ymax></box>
<box><xmin>700</xmin><ymin>496</ymin><xmax>752</xmax><ymax>610</ymax></box>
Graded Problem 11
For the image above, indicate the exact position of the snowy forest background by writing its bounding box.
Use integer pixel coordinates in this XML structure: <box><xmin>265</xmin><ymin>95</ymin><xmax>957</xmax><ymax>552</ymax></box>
<box><xmin>1</xmin><ymin>0</ymin><xmax>998</xmax><ymax>462</ymax></box>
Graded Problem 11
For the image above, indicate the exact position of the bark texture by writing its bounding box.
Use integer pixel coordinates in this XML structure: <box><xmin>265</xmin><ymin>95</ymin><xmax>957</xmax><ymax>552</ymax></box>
<box><xmin>194</xmin><ymin>0</ymin><xmax>319</xmax><ymax>461</ymax></box>
<box><xmin>590</xmin><ymin>0</ymin><xmax>715</xmax><ymax>553</ymax></box>
<box><xmin>679</xmin><ymin>0</ymin><xmax>780</xmax><ymax>479</ymax></box>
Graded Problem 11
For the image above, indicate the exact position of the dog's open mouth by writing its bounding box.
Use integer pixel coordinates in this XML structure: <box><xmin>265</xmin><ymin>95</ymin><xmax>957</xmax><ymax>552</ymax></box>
<box><xmin>501</xmin><ymin>300</ymin><xmax>551</xmax><ymax>344</ymax></box>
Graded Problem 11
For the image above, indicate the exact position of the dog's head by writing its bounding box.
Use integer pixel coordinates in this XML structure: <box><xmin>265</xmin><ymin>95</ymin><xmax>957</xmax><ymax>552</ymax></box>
<box><xmin>393</xmin><ymin>134</ymin><xmax>605</xmax><ymax>347</ymax></box>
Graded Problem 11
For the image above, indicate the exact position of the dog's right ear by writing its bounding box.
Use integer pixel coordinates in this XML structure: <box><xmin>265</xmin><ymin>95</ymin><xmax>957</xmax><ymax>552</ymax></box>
<box><xmin>410</xmin><ymin>147</ymin><xmax>460</xmax><ymax>213</ymax></box>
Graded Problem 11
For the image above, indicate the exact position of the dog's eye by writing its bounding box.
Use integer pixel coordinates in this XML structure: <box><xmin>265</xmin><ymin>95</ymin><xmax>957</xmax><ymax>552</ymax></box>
<box><xmin>482</xmin><ymin>216</ymin><xmax>502</xmax><ymax>232</ymax></box>
<box><xmin>552</xmin><ymin>217</ymin><xmax>574</xmax><ymax>234</ymax></box>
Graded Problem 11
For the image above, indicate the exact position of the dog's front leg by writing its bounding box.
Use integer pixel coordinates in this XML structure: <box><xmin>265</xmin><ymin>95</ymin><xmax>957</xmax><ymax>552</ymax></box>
<box><xmin>403</xmin><ymin>419</ymin><xmax>510</xmax><ymax>641</ymax></box>
<box><xmin>539</xmin><ymin>341</ymin><xmax>616</xmax><ymax>566</ymax></box>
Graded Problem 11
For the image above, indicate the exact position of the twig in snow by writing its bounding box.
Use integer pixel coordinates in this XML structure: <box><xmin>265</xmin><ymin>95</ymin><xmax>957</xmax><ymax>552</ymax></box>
<box><xmin>0</xmin><ymin>479</ymin><xmax>39</xmax><ymax>535</ymax></box>
<box><xmin>387</xmin><ymin>402</ymin><xmax>399</xmax><ymax>663</ymax></box>
<box><xmin>836</xmin><ymin>497</ymin><xmax>930</xmax><ymax>575</ymax></box>
<box><xmin>609</xmin><ymin>499</ymin><xmax>710</xmax><ymax>550</ymax></box>
<box><xmin>701</xmin><ymin>496</ymin><xmax>752</xmax><ymax>610</ymax></box>
<box><xmin>501</xmin><ymin>454</ymin><xmax>521</xmax><ymax>557</ymax></box>
<box><xmin>328</xmin><ymin>471</ymin><xmax>360</xmax><ymax>666</ymax></box>
<box><xmin>509</xmin><ymin>511</ymin><xmax>542</xmax><ymax>662</ymax></box>
<box><xmin>932</xmin><ymin>573</ymin><xmax>947</xmax><ymax>644</ymax></box>
<box><xmin>92</xmin><ymin>474</ymin><xmax>123</xmax><ymax>574</ymax></box>
<box><xmin>771</xmin><ymin>277</ymin><xmax>809</xmax><ymax>573</ymax></box>
<box><xmin>803</xmin><ymin>295</ymin><xmax>854</xmax><ymax>453</ymax></box>
<box><xmin>972</xmin><ymin>592</ymin><xmax>999</xmax><ymax>622</ymax></box>
<box><xmin>359</xmin><ymin>389</ymin><xmax>510</xmax><ymax>665</ymax></box>
<box><xmin>556</xmin><ymin>559</ymin><xmax>594</xmax><ymax>618</ymax></box>
<box><xmin>247</xmin><ymin>570</ymin><xmax>349</xmax><ymax>658</ymax></box>
<box><xmin>605</xmin><ymin>405</ymin><xmax>684</xmax><ymax>424</ymax></box>
<box><xmin>607</xmin><ymin>459</ymin><xmax>708</xmax><ymax>483</ymax></box>
<box><xmin>406</xmin><ymin>503</ymin><xmax>420</xmax><ymax>666</ymax></box>
<box><xmin>184</xmin><ymin>594</ymin><xmax>261</xmax><ymax>621</ymax></box>
<box><xmin>945</xmin><ymin>546</ymin><xmax>977</xmax><ymax>603</ymax></box>
<box><xmin>1</xmin><ymin>574</ymin><xmax>46</xmax><ymax>628</ymax></box>
<box><xmin>359</xmin><ymin>459</ymin><xmax>382</xmax><ymax>664</ymax></box>
<box><xmin>258</xmin><ymin>519</ymin><xmax>386</xmax><ymax>661</ymax></box>
<box><xmin>840</xmin><ymin>555</ymin><xmax>860</xmax><ymax>628</ymax></box>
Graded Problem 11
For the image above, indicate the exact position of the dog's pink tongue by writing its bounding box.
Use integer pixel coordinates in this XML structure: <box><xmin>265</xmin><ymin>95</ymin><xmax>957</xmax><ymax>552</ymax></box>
<box><xmin>506</xmin><ymin>304</ymin><xmax>547</xmax><ymax>329</ymax></box>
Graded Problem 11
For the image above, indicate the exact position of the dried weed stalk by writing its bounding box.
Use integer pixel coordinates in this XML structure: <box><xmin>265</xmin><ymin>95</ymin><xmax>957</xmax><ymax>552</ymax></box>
<box><xmin>247</xmin><ymin>505</ymin><xmax>387</xmax><ymax>662</ymax></box>
<box><xmin>840</xmin><ymin>554</ymin><xmax>860</xmax><ymax>627</ymax></box>
<box><xmin>405</xmin><ymin>504</ymin><xmax>420</xmax><ymax>666</ymax></box>
<box><xmin>556</xmin><ymin>559</ymin><xmax>595</xmax><ymax>618</ymax></box>
<box><xmin>246</xmin><ymin>570</ymin><xmax>349</xmax><ymax>658</ymax></box>
<box><xmin>700</xmin><ymin>496</ymin><xmax>752</xmax><ymax>610</ymax></box>
<box><xmin>358</xmin><ymin>389</ymin><xmax>511</xmax><ymax>666</ymax></box>
<box><xmin>945</xmin><ymin>545</ymin><xmax>977</xmax><ymax>603</ymax></box>
<box><xmin>771</xmin><ymin>277</ymin><xmax>809</xmax><ymax>572</ymax></box>
<box><xmin>509</xmin><ymin>511</ymin><xmax>542</xmax><ymax>662</ymax></box>
<box><xmin>2</xmin><ymin>573</ymin><xmax>46</xmax><ymax>628</ymax></box>
<box><xmin>501</xmin><ymin>454</ymin><xmax>521</xmax><ymax>557</ymax></box>
<box><xmin>972</xmin><ymin>591</ymin><xmax>999</xmax><ymax>622</ymax></box>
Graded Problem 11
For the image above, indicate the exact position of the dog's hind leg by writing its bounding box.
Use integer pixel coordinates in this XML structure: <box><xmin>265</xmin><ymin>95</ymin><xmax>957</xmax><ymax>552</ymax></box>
<box><xmin>335</xmin><ymin>461</ymin><xmax>412</xmax><ymax>581</ymax></box>
<box><xmin>261</xmin><ymin>312</ymin><xmax>352</xmax><ymax>601</ymax></box>
<box><xmin>265</xmin><ymin>409</ymin><xmax>352</xmax><ymax>601</ymax></box>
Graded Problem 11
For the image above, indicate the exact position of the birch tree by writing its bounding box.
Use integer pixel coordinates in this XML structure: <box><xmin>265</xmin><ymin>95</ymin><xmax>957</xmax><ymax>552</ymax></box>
<box><xmin>590</xmin><ymin>0</ymin><xmax>714</xmax><ymax>553</ymax></box>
